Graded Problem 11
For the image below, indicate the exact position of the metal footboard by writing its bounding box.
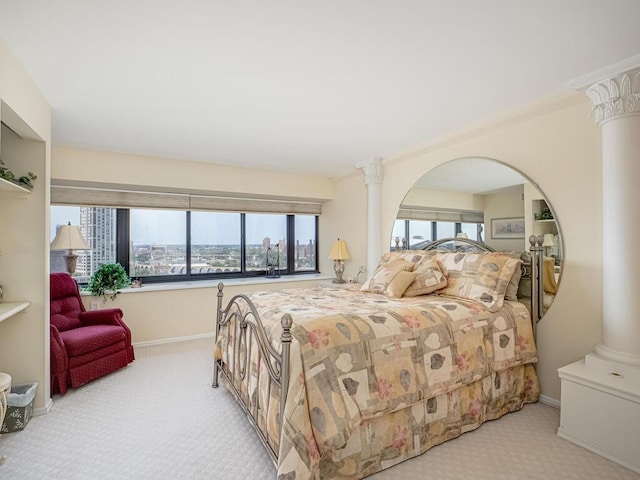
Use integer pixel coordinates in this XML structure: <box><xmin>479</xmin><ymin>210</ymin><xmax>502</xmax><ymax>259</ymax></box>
<box><xmin>212</xmin><ymin>282</ymin><xmax>292</xmax><ymax>466</ymax></box>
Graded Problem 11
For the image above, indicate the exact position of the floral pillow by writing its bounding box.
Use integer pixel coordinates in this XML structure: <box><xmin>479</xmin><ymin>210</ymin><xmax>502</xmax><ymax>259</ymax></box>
<box><xmin>402</xmin><ymin>257</ymin><xmax>448</xmax><ymax>297</ymax></box>
<box><xmin>435</xmin><ymin>252</ymin><xmax>521</xmax><ymax>312</ymax></box>
<box><xmin>378</xmin><ymin>250</ymin><xmax>431</xmax><ymax>267</ymax></box>
<box><xmin>360</xmin><ymin>259</ymin><xmax>415</xmax><ymax>295</ymax></box>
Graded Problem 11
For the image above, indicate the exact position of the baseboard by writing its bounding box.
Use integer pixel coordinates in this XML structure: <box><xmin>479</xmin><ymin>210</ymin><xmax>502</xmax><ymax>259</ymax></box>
<box><xmin>539</xmin><ymin>394</ymin><xmax>560</xmax><ymax>409</ymax></box>
<box><xmin>33</xmin><ymin>397</ymin><xmax>53</xmax><ymax>417</ymax></box>
<box><xmin>557</xmin><ymin>427</ymin><xmax>640</xmax><ymax>474</ymax></box>
<box><xmin>134</xmin><ymin>332</ymin><xmax>215</xmax><ymax>348</ymax></box>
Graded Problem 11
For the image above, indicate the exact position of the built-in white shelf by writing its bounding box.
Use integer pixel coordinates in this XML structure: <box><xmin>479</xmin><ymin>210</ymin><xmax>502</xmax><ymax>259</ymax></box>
<box><xmin>535</xmin><ymin>219</ymin><xmax>556</xmax><ymax>224</ymax></box>
<box><xmin>0</xmin><ymin>301</ymin><xmax>30</xmax><ymax>323</ymax></box>
<box><xmin>0</xmin><ymin>177</ymin><xmax>31</xmax><ymax>196</ymax></box>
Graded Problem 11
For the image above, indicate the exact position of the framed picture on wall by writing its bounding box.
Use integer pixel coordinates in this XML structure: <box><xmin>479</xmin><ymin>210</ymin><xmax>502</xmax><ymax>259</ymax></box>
<box><xmin>491</xmin><ymin>217</ymin><xmax>525</xmax><ymax>239</ymax></box>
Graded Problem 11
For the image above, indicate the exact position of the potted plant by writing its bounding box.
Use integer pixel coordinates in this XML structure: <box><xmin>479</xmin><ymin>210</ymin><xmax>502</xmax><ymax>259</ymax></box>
<box><xmin>88</xmin><ymin>263</ymin><xmax>131</xmax><ymax>302</ymax></box>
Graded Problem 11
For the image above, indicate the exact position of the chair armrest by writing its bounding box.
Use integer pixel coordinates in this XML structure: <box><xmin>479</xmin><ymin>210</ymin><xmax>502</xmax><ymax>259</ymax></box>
<box><xmin>80</xmin><ymin>308</ymin><xmax>123</xmax><ymax>327</ymax></box>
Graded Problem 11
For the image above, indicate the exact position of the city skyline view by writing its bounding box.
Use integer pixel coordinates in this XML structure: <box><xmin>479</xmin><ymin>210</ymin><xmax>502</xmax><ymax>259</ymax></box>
<box><xmin>51</xmin><ymin>206</ymin><xmax>317</xmax><ymax>282</ymax></box>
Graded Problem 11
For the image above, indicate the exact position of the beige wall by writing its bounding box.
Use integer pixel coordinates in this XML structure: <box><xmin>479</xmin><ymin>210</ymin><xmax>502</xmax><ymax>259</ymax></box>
<box><xmin>51</xmin><ymin>82</ymin><xmax>602</xmax><ymax>404</ymax></box>
<box><xmin>52</xmin><ymin>145</ymin><xmax>334</xmax><ymax>202</ymax></box>
<box><xmin>80</xmin><ymin>279</ymin><xmax>326</xmax><ymax>344</ymax></box>
<box><xmin>0</xmin><ymin>39</ymin><xmax>52</xmax><ymax>411</ymax></box>
<box><xmin>402</xmin><ymin>187</ymin><xmax>485</xmax><ymax>212</ymax></box>
<box><xmin>373</xmin><ymin>94</ymin><xmax>602</xmax><ymax>401</ymax></box>
<box><xmin>483</xmin><ymin>185</ymin><xmax>526</xmax><ymax>252</ymax></box>
<box><xmin>51</xmin><ymin>146</ymin><xmax>343</xmax><ymax>347</ymax></box>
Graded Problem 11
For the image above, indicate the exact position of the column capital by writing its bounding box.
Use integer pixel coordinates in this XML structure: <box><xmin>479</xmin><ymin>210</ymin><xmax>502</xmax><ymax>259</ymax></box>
<box><xmin>587</xmin><ymin>70</ymin><xmax>640</xmax><ymax>124</ymax></box>
<box><xmin>355</xmin><ymin>157</ymin><xmax>383</xmax><ymax>185</ymax></box>
<box><xmin>569</xmin><ymin>55</ymin><xmax>640</xmax><ymax>125</ymax></box>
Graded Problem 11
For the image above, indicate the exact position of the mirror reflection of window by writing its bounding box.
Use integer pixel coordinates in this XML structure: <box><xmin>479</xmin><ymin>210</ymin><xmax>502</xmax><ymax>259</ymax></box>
<box><xmin>394</xmin><ymin>157</ymin><xmax>562</xmax><ymax>319</ymax></box>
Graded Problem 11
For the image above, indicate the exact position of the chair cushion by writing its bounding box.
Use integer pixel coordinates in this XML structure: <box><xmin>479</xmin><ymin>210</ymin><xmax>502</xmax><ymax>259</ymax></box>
<box><xmin>50</xmin><ymin>273</ymin><xmax>81</xmax><ymax>300</ymax></box>
<box><xmin>50</xmin><ymin>273</ymin><xmax>84</xmax><ymax>332</ymax></box>
<box><xmin>50</xmin><ymin>297</ymin><xmax>84</xmax><ymax>331</ymax></box>
<box><xmin>60</xmin><ymin>325</ymin><xmax>126</xmax><ymax>357</ymax></box>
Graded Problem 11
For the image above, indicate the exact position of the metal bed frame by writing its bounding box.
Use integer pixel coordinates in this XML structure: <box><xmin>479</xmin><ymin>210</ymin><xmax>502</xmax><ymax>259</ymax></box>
<box><xmin>212</xmin><ymin>235</ymin><xmax>545</xmax><ymax>466</ymax></box>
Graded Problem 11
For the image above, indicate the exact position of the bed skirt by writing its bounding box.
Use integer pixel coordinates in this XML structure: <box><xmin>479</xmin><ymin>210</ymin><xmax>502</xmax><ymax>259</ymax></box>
<box><xmin>219</xmin><ymin>362</ymin><xmax>539</xmax><ymax>480</ymax></box>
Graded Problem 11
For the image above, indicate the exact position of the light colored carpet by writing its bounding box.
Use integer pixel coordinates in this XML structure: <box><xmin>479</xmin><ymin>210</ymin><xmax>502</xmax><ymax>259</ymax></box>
<box><xmin>0</xmin><ymin>338</ymin><xmax>637</xmax><ymax>480</ymax></box>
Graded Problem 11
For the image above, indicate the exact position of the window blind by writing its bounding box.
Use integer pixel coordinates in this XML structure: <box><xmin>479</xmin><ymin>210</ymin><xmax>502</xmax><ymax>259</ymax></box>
<box><xmin>51</xmin><ymin>184</ymin><xmax>323</xmax><ymax>215</ymax></box>
<box><xmin>397</xmin><ymin>205</ymin><xmax>484</xmax><ymax>223</ymax></box>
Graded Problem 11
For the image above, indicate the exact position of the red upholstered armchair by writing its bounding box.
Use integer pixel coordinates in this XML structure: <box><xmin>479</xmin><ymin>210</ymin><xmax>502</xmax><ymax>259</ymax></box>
<box><xmin>49</xmin><ymin>273</ymin><xmax>134</xmax><ymax>395</ymax></box>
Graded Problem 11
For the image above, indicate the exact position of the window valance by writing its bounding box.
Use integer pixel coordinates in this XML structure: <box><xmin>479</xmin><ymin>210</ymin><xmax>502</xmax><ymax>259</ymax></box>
<box><xmin>397</xmin><ymin>205</ymin><xmax>484</xmax><ymax>223</ymax></box>
<box><xmin>51</xmin><ymin>183</ymin><xmax>323</xmax><ymax>215</ymax></box>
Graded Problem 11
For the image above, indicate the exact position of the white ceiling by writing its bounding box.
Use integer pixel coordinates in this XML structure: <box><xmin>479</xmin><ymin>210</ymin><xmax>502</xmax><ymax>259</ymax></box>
<box><xmin>1</xmin><ymin>1</ymin><xmax>639</xmax><ymax>178</ymax></box>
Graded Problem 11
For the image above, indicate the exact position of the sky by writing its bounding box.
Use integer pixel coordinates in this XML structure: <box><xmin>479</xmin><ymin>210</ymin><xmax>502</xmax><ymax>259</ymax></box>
<box><xmin>51</xmin><ymin>206</ymin><xmax>316</xmax><ymax>245</ymax></box>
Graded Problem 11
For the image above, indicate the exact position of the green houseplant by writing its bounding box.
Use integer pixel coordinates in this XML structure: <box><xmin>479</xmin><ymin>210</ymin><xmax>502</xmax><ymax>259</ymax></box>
<box><xmin>88</xmin><ymin>263</ymin><xmax>130</xmax><ymax>302</ymax></box>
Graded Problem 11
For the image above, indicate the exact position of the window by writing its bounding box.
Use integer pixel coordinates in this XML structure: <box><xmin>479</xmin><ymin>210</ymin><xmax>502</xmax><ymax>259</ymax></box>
<box><xmin>190</xmin><ymin>211</ymin><xmax>241</xmax><ymax>274</ymax></box>
<box><xmin>434</xmin><ymin>221</ymin><xmax>455</xmax><ymax>240</ymax></box>
<box><xmin>390</xmin><ymin>219</ymin><xmax>406</xmax><ymax>250</ymax></box>
<box><xmin>50</xmin><ymin>205</ymin><xmax>318</xmax><ymax>284</ymax></box>
<box><xmin>245</xmin><ymin>213</ymin><xmax>287</xmax><ymax>272</ymax></box>
<box><xmin>129</xmin><ymin>209</ymin><xmax>186</xmax><ymax>277</ymax></box>
<box><xmin>408</xmin><ymin>220</ymin><xmax>432</xmax><ymax>247</ymax></box>
<box><xmin>391</xmin><ymin>218</ymin><xmax>484</xmax><ymax>250</ymax></box>
<box><xmin>50</xmin><ymin>206</ymin><xmax>117</xmax><ymax>284</ymax></box>
<box><xmin>460</xmin><ymin>222</ymin><xmax>484</xmax><ymax>242</ymax></box>
<box><xmin>294</xmin><ymin>215</ymin><xmax>317</xmax><ymax>271</ymax></box>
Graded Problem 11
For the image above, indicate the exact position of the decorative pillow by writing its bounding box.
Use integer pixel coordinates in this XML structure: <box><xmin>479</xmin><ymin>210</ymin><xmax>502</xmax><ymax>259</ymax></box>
<box><xmin>385</xmin><ymin>271</ymin><xmax>418</xmax><ymax>298</ymax></box>
<box><xmin>402</xmin><ymin>258</ymin><xmax>448</xmax><ymax>297</ymax></box>
<box><xmin>543</xmin><ymin>257</ymin><xmax>558</xmax><ymax>294</ymax></box>
<box><xmin>495</xmin><ymin>252</ymin><xmax>526</xmax><ymax>301</ymax></box>
<box><xmin>360</xmin><ymin>259</ymin><xmax>415</xmax><ymax>294</ymax></box>
<box><xmin>378</xmin><ymin>250</ymin><xmax>431</xmax><ymax>267</ymax></box>
<box><xmin>435</xmin><ymin>252</ymin><xmax>521</xmax><ymax>312</ymax></box>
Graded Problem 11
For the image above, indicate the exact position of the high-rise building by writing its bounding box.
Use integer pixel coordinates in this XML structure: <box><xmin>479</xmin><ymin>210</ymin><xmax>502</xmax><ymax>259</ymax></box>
<box><xmin>76</xmin><ymin>207</ymin><xmax>117</xmax><ymax>283</ymax></box>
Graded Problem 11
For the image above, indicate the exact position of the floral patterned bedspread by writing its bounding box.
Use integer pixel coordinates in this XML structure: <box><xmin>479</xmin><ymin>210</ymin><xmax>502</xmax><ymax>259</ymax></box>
<box><xmin>220</xmin><ymin>284</ymin><xmax>539</xmax><ymax>479</ymax></box>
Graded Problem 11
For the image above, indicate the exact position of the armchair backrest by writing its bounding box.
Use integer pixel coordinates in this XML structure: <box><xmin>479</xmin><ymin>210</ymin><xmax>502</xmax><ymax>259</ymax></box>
<box><xmin>50</xmin><ymin>273</ymin><xmax>86</xmax><ymax>332</ymax></box>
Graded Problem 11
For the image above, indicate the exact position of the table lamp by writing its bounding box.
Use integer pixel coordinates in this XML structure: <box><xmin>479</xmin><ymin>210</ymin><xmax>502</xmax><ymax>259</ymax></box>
<box><xmin>328</xmin><ymin>238</ymin><xmax>351</xmax><ymax>284</ymax></box>
<box><xmin>50</xmin><ymin>222</ymin><xmax>90</xmax><ymax>275</ymax></box>
<box><xmin>542</xmin><ymin>233</ymin><xmax>556</xmax><ymax>257</ymax></box>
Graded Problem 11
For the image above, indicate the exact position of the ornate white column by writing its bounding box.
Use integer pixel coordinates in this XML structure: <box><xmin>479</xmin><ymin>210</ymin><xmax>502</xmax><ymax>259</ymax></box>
<box><xmin>355</xmin><ymin>157</ymin><xmax>383</xmax><ymax>276</ymax></box>
<box><xmin>572</xmin><ymin>57</ymin><xmax>640</xmax><ymax>370</ymax></box>
<box><xmin>557</xmin><ymin>57</ymin><xmax>640</xmax><ymax>473</ymax></box>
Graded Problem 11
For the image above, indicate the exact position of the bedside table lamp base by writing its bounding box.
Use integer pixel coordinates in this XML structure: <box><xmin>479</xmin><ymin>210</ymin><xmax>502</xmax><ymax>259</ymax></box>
<box><xmin>333</xmin><ymin>260</ymin><xmax>346</xmax><ymax>284</ymax></box>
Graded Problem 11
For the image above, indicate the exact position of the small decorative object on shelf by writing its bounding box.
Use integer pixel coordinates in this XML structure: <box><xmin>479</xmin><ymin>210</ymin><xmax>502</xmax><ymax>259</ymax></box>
<box><xmin>540</xmin><ymin>208</ymin><xmax>554</xmax><ymax>220</ymax></box>
<box><xmin>0</xmin><ymin>158</ymin><xmax>37</xmax><ymax>190</ymax></box>
<box><xmin>264</xmin><ymin>237</ymin><xmax>280</xmax><ymax>279</ymax></box>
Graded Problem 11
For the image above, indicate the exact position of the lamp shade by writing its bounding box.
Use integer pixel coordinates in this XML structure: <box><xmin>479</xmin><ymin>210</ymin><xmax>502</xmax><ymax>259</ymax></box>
<box><xmin>50</xmin><ymin>223</ymin><xmax>90</xmax><ymax>251</ymax></box>
<box><xmin>456</xmin><ymin>232</ymin><xmax>468</xmax><ymax>239</ymax></box>
<box><xmin>542</xmin><ymin>234</ymin><xmax>556</xmax><ymax>247</ymax></box>
<box><xmin>328</xmin><ymin>238</ymin><xmax>351</xmax><ymax>260</ymax></box>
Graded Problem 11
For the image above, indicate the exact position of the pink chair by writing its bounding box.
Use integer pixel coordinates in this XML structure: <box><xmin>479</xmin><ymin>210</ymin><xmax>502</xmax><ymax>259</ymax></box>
<box><xmin>49</xmin><ymin>273</ymin><xmax>134</xmax><ymax>395</ymax></box>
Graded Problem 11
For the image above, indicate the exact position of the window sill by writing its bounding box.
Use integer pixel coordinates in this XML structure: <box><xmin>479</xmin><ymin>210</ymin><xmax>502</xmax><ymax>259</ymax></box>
<box><xmin>80</xmin><ymin>273</ymin><xmax>333</xmax><ymax>296</ymax></box>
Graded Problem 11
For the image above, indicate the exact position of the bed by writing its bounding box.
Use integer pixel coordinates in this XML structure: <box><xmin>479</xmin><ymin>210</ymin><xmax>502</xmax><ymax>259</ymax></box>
<box><xmin>213</xmin><ymin>236</ymin><xmax>546</xmax><ymax>479</ymax></box>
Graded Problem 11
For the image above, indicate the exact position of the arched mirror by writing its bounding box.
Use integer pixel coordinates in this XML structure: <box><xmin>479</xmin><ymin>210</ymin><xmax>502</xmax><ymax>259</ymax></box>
<box><xmin>392</xmin><ymin>157</ymin><xmax>562</xmax><ymax>316</ymax></box>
